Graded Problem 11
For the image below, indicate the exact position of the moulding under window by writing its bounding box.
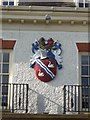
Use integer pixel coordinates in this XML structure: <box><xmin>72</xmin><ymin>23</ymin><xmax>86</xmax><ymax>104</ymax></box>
<box><xmin>0</xmin><ymin>39</ymin><xmax>16</xmax><ymax>49</ymax></box>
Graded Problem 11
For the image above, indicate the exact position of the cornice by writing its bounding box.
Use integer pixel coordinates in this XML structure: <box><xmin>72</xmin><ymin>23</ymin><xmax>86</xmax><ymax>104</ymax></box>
<box><xmin>1</xmin><ymin>6</ymin><xmax>89</xmax><ymax>17</ymax></box>
<box><xmin>0</xmin><ymin>6</ymin><xmax>89</xmax><ymax>32</ymax></box>
<box><xmin>1</xmin><ymin>6</ymin><xmax>89</xmax><ymax>26</ymax></box>
<box><xmin>1</xmin><ymin>6</ymin><xmax>89</xmax><ymax>12</ymax></box>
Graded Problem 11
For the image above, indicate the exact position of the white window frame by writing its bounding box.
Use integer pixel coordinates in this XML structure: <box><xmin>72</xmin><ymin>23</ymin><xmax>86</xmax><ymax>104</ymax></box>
<box><xmin>0</xmin><ymin>49</ymin><xmax>13</xmax><ymax>83</ymax></box>
<box><xmin>0</xmin><ymin>49</ymin><xmax>13</xmax><ymax>107</ymax></box>
<box><xmin>79</xmin><ymin>52</ymin><xmax>90</xmax><ymax>85</ymax></box>
<box><xmin>78</xmin><ymin>0</ymin><xmax>89</xmax><ymax>8</ymax></box>
<box><xmin>2</xmin><ymin>0</ymin><xmax>14</xmax><ymax>6</ymax></box>
<box><xmin>79</xmin><ymin>52</ymin><xmax>90</xmax><ymax>111</ymax></box>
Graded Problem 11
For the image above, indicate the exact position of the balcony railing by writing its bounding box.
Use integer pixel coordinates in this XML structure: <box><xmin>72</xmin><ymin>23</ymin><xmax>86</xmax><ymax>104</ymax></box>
<box><xmin>1</xmin><ymin>83</ymin><xmax>28</xmax><ymax>113</ymax></box>
<box><xmin>1</xmin><ymin>83</ymin><xmax>90</xmax><ymax>114</ymax></box>
<box><xmin>63</xmin><ymin>85</ymin><xmax>90</xmax><ymax>114</ymax></box>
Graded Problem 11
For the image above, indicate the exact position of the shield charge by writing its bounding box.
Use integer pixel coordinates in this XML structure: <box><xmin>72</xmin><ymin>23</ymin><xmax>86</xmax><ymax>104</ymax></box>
<box><xmin>34</xmin><ymin>59</ymin><xmax>57</xmax><ymax>82</ymax></box>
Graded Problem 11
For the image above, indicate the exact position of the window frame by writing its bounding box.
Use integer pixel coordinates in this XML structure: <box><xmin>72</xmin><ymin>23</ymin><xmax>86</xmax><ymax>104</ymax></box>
<box><xmin>3</xmin><ymin>1</ymin><xmax>8</xmax><ymax>6</ymax></box>
<box><xmin>2</xmin><ymin>0</ymin><xmax>14</xmax><ymax>6</ymax></box>
<box><xmin>79</xmin><ymin>52</ymin><xmax>90</xmax><ymax>85</ymax></box>
<box><xmin>0</xmin><ymin>49</ymin><xmax>13</xmax><ymax>106</ymax></box>
<box><xmin>79</xmin><ymin>0</ymin><xmax>89</xmax><ymax>8</ymax></box>
<box><xmin>79</xmin><ymin>52</ymin><xmax>90</xmax><ymax>110</ymax></box>
<box><xmin>0</xmin><ymin>39</ymin><xmax>16</xmax><ymax>107</ymax></box>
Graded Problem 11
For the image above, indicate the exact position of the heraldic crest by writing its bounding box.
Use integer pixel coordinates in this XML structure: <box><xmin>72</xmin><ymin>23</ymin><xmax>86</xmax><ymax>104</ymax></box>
<box><xmin>30</xmin><ymin>37</ymin><xmax>62</xmax><ymax>82</ymax></box>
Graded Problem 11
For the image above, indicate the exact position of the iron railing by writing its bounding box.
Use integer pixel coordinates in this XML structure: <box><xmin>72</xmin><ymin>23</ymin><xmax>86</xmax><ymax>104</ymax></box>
<box><xmin>1</xmin><ymin>83</ymin><xmax>90</xmax><ymax>114</ymax></box>
<box><xmin>1</xmin><ymin>83</ymin><xmax>28</xmax><ymax>113</ymax></box>
<box><xmin>63</xmin><ymin>85</ymin><xmax>90</xmax><ymax>114</ymax></box>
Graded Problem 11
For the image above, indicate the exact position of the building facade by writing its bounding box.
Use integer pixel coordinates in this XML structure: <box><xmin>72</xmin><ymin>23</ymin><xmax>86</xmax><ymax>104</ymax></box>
<box><xmin>0</xmin><ymin>3</ymin><xmax>90</xmax><ymax>114</ymax></box>
<box><xmin>0</xmin><ymin>0</ymin><xmax>89</xmax><ymax>8</ymax></box>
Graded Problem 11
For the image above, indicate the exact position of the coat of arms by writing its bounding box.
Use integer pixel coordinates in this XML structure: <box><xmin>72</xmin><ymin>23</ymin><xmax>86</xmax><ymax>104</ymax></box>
<box><xmin>30</xmin><ymin>37</ymin><xmax>62</xmax><ymax>82</ymax></box>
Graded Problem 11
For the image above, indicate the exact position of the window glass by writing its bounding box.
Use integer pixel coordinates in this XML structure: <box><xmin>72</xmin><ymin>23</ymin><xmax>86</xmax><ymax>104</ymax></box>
<box><xmin>2</xmin><ymin>75</ymin><xmax>9</xmax><ymax>84</ymax></box>
<box><xmin>2</xmin><ymin>64</ymin><xmax>9</xmax><ymax>73</ymax></box>
<box><xmin>82</xmin><ymin>88</ymin><xmax>88</xmax><ymax>96</ymax></box>
<box><xmin>2</xmin><ymin>86</ymin><xmax>8</xmax><ymax>95</ymax></box>
<box><xmin>0</xmin><ymin>64</ymin><xmax>1</xmax><ymax>73</ymax></box>
<box><xmin>89</xmin><ymin>78</ymin><xmax>90</xmax><ymax>85</ymax></box>
<box><xmin>0</xmin><ymin>75</ymin><xmax>1</xmax><ymax>83</ymax></box>
<box><xmin>9</xmin><ymin>1</ymin><xmax>14</xmax><ymax>5</ymax></box>
<box><xmin>82</xmin><ymin>77</ymin><xmax>88</xmax><ymax>85</ymax></box>
<box><xmin>3</xmin><ymin>53</ymin><xmax>9</xmax><ymax>62</ymax></box>
<box><xmin>0</xmin><ymin>53</ymin><xmax>2</xmax><ymax>62</ymax></box>
<box><xmin>85</xmin><ymin>3</ymin><xmax>89</xmax><ymax>7</ymax></box>
<box><xmin>2</xmin><ymin>96</ymin><xmax>8</xmax><ymax>106</ymax></box>
<box><xmin>81</xmin><ymin>56</ymin><xmax>88</xmax><ymax>65</ymax></box>
<box><xmin>81</xmin><ymin>66</ymin><xmax>88</xmax><ymax>75</ymax></box>
<box><xmin>3</xmin><ymin>1</ymin><xmax>8</xmax><ymax>5</ymax></box>
<box><xmin>79</xmin><ymin>3</ymin><xmax>84</xmax><ymax>7</ymax></box>
<box><xmin>82</xmin><ymin>98</ymin><xmax>89</xmax><ymax>108</ymax></box>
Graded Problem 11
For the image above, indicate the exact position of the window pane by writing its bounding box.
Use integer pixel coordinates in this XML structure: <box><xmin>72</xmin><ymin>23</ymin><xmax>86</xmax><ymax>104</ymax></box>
<box><xmin>79</xmin><ymin>3</ymin><xmax>84</xmax><ymax>7</ymax></box>
<box><xmin>82</xmin><ymin>77</ymin><xmax>88</xmax><ymax>85</ymax></box>
<box><xmin>9</xmin><ymin>2</ymin><xmax>14</xmax><ymax>5</ymax></box>
<box><xmin>81</xmin><ymin>56</ymin><xmax>88</xmax><ymax>65</ymax></box>
<box><xmin>2</xmin><ymin>64</ymin><xmax>9</xmax><ymax>73</ymax></box>
<box><xmin>82</xmin><ymin>88</ymin><xmax>88</xmax><ymax>96</ymax></box>
<box><xmin>0</xmin><ymin>64</ymin><xmax>1</xmax><ymax>73</ymax></box>
<box><xmin>0</xmin><ymin>53</ymin><xmax>2</xmax><ymax>62</ymax></box>
<box><xmin>3</xmin><ymin>1</ymin><xmax>8</xmax><ymax>5</ymax></box>
<box><xmin>89</xmin><ymin>66</ymin><xmax>90</xmax><ymax>75</ymax></box>
<box><xmin>2</xmin><ymin>86</ymin><xmax>8</xmax><ymax>95</ymax></box>
<box><xmin>2</xmin><ymin>75</ymin><xmax>9</xmax><ymax>84</ymax></box>
<box><xmin>2</xmin><ymin>96</ymin><xmax>8</xmax><ymax>106</ymax></box>
<box><xmin>81</xmin><ymin>66</ymin><xmax>88</xmax><ymax>75</ymax></box>
<box><xmin>85</xmin><ymin>3</ymin><xmax>89</xmax><ymax>7</ymax></box>
<box><xmin>3</xmin><ymin>53</ymin><xmax>9</xmax><ymax>62</ymax></box>
<box><xmin>82</xmin><ymin>98</ymin><xmax>88</xmax><ymax>108</ymax></box>
<box><xmin>0</xmin><ymin>75</ymin><xmax>1</xmax><ymax>83</ymax></box>
<box><xmin>89</xmin><ymin>77</ymin><xmax>90</xmax><ymax>85</ymax></box>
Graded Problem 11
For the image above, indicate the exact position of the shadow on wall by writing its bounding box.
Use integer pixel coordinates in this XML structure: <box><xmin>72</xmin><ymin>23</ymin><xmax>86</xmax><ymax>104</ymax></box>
<box><xmin>37</xmin><ymin>94</ymin><xmax>45</xmax><ymax>113</ymax></box>
<box><xmin>28</xmin><ymin>88</ymin><xmax>63</xmax><ymax>114</ymax></box>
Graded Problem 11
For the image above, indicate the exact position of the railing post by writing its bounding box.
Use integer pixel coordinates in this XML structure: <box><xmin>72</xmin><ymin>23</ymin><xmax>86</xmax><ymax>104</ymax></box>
<box><xmin>12</xmin><ymin>84</ymin><xmax>14</xmax><ymax>113</ymax></box>
<box><xmin>63</xmin><ymin>85</ymin><xmax>66</xmax><ymax>114</ymax></box>
<box><xmin>26</xmin><ymin>84</ymin><xmax>29</xmax><ymax>113</ymax></box>
<box><xmin>78</xmin><ymin>85</ymin><xmax>80</xmax><ymax>113</ymax></box>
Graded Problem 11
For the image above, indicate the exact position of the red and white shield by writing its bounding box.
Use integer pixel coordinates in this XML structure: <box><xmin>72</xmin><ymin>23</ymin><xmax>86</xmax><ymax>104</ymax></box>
<box><xmin>34</xmin><ymin>58</ymin><xmax>57</xmax><ymax>82</ymax></box>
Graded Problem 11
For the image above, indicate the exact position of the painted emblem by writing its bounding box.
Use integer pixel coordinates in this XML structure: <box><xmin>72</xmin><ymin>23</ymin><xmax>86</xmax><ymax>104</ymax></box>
<box><xmin>30</xmin><ymin>37</ymin><xmax>62</xmax><ymax>82</ymax></box>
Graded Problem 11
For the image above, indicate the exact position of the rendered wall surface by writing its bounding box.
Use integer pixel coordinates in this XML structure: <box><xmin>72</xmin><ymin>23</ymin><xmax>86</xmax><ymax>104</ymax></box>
<box><xmin>2</xmin><ymin>30</ymin><xmax>88</xmax><ymax>114</ymax></box>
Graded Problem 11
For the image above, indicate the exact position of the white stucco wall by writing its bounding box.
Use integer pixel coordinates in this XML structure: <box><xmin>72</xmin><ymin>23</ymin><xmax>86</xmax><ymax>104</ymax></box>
<box><xmin>2</xmin><ymin>30</ymin><xmax>88</xmax><ymax>114</ymax></box>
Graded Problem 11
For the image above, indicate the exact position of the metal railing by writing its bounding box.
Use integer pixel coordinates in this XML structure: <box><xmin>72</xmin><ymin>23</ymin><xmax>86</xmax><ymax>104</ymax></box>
<box><xmin>63</xmin><ymin>85</ymin><xmax>90</xmax><ymax>114</ymax></box>
<box><xmin>1</xmin><ymin>83</ymin><xmax>90</xmax><ymax>114</ymax></box>
<box><xmin>1</xmin><ymin>83</ymin><xmax>28</xmax><ymax>113</ymax></box>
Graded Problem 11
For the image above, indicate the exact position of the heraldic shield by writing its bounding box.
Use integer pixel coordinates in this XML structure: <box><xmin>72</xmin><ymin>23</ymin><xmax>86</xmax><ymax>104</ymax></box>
<box><xmin>34</xmin><ymin>58</ymin><xmax>57</xmax><ymax>82</ymax></box>
<box><xmin>30</xmin><ymin>37</ymin><xmax>63</xmax><ymax>82</ymax></box>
